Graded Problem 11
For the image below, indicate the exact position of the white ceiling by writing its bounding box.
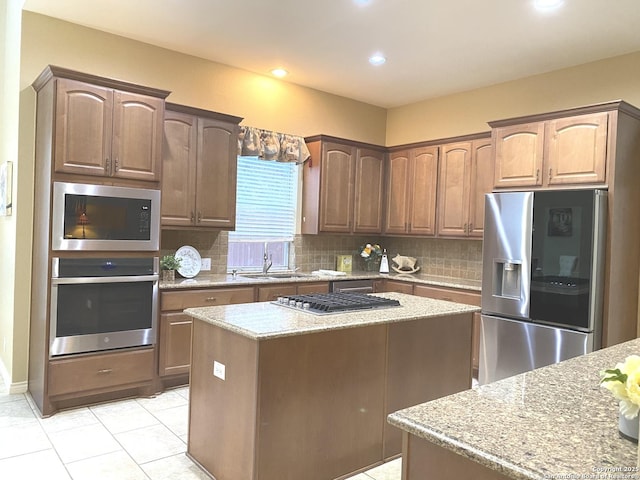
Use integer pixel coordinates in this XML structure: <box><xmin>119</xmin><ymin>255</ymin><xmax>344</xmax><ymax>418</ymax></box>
<box><xmin>22</xmin><ymin>0</ymin><xmax>640</xmax><ymax>108</ymax></box>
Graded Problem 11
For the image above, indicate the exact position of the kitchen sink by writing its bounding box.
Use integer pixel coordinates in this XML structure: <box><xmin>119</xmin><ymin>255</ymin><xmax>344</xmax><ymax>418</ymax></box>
<box><xmin>238</xmin><ymin>272</ymin><xmax>315</xmax><ymax>280</ymax></box>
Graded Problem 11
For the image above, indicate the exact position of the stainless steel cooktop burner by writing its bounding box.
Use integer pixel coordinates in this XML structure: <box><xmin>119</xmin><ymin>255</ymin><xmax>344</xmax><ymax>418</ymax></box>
<box><xmin>272</xmin><ymin>292</ymin><xmax>401</xmax><ymax>315</ymax></box>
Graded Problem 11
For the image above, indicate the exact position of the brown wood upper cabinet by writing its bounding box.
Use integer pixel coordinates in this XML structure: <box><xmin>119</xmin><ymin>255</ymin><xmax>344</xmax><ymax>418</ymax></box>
<box><xmin>492</xmin><ymin>112</ymin><xmax>609</xmax><ymax>189</ymax></box>
<box><xmin>384</xmin><ymin>146</ymin><xmax>438</xmax><ymax>236</ymax></box>
<box><xmin>31</xmin><ymin>66</ymin><xmax>170</xmax><ymax>183</ymax></box>
<box><xmin>437</xmin><ymin>138</ymin><xmax>493</xmax><ymax>237</ymax></box>
<box><xmin>161</xmin><ymin>103</ymin><xmax>243</xmax><ymax>229</ymax></box>
<box><xmin>302</xmin><ymin>136</ymin><xmax>385</xmax><ymax>234</ymax></box>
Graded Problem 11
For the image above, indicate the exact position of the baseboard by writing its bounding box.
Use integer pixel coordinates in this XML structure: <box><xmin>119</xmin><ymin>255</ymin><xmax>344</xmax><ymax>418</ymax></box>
<box><xmin>0</xmin><ymin>358</ymin><xmax>28</xmax><ymax>394</ymax></box>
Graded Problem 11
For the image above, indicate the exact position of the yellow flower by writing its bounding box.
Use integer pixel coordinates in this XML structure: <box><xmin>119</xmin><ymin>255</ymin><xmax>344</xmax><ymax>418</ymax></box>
<box><xmin>601</xmin><ymin>355</ymin><xmax>640</xmax><ymax>419</ymax></box>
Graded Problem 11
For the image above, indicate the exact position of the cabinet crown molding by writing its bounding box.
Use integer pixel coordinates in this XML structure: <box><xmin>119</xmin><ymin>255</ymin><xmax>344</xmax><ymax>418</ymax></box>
<box><xmin>488</xmin><ymin>100</ymin><xmax>640</xmax><ymax>128</ymax></box>
<box><xmin>32</xmin><ymin>65</ymin><xmax>171</xmax><ymax>99</ymax></box>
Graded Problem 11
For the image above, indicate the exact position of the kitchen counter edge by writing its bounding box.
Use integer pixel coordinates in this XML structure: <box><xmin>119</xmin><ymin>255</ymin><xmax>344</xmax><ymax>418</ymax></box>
<box><xmin>160</xmin><ymin>272</ymin><xmax>481</xmax><ymax>292</ymax></box>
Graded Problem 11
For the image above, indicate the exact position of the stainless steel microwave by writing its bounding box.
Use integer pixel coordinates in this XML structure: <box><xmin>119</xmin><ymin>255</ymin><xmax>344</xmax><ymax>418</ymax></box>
<box><xmin>52</xmin><ymin>182</ymin><xmax>160</xmax><ymax>251</ymax></box>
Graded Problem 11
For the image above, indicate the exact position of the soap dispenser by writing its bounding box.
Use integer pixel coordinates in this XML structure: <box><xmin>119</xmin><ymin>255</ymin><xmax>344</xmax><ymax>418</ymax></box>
<box><xmin>379</xmin><ymin>249</ymin><xmax>389</xmax><ymax>274</ymax></box>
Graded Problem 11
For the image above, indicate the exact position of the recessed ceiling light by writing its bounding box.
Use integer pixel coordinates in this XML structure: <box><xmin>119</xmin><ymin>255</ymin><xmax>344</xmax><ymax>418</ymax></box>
<box><xmin>368</xmin><ymin>53</ymin><xmax>386</xmax><ymax>66</ymax></box>
<box><xmin>270</xmin><ymin>68</ymin><xmax>288</xmax><ymax>78</ymax></box>
<box><xmin>534</xmin><ymin>0</ymin><xmax>564</xmax><ymax>11</ymax></box>
<box><xmin>354</xmin><ymin>0</ymin><xmax>372</xmax><ymax>5</ymax></box>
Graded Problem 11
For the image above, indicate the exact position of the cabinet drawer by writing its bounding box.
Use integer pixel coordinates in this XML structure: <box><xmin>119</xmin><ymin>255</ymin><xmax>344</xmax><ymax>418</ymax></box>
<box><xmin>48</xmin><ymin>348</ymin><xmax>154</xmax><ymax>396</ymax></box>
<box><xmin>296</xmin><ymin>282</ymin><xmax>330</xmax><ymax>295</ymax></box>
<box><xmin>413</xmin><ymin>284</ymin><xmax>481</xmax><ymax>306</ymax></box>
<box><xmin>258</xmin><ymin>284</ymin><xmax>298</xmax><ymax>302</ymax></box>
<box><xmin>383</xmin><ymin>280</ymin><xmax>414</xmax><ymax>294</ymax></box>
<box><xmin>161</xmin><ymin>287</ymin><xmax>255</xmax><ymax>311</ymax></box>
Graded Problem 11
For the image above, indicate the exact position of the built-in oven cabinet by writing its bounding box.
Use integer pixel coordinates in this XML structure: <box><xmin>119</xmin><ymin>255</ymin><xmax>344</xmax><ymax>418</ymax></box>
<box><xmin>161</xmin><ymin>103</ymin><xmax>243</xmax><ymax>229</ymax></box>
<box><xmin>158</xmin><ymin>286</ymin><xmax>256</xmax><ymax>378</ymax></box>
<box><xmin>32</xmin><ymin>65</ymin><xmax>170</xmax><ymax>183</ymax></box>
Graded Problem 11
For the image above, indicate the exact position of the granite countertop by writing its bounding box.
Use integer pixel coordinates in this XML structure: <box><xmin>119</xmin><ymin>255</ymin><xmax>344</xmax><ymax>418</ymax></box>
<box><xmin>183</xmin><ymin>292</ymin><xmax>480</xmax><ymax>340</ymax></box>
<box><xmin>160</xmin><ymin>271</ymin><xmax>481</xmax><ymax>292</ymax></box>
<box><xmin>388</xmin><ymin>338</ymin><xmax>640</xmax><ymax>480</ymax></box>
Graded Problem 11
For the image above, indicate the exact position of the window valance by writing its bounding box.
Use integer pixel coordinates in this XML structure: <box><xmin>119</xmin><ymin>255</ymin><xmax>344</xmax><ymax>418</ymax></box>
<box><xmin>238</xmin><ymin>126</ymin><xmax>310</xmax><ymax>163</ymax></box>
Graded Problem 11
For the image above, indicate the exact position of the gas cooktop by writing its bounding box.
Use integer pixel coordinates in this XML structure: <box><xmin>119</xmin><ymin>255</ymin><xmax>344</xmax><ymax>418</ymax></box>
<box><xmin>272</xmin><ymin>292</ymin><xmax>401</xmax><ymax>315</ymax></box>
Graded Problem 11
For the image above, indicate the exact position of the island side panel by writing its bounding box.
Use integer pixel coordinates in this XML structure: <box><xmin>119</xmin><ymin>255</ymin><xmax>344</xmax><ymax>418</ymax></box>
<box><xmin>256</xmin><ymin>325</ymin><xmax>387</xmax><ymax>480</ymax></box>
<box><xmin>403</xmin><ymin>432</ymin><xmax>512</xmax><ymax>480</ymax></box>
<box><xmin>188</xmin><ymin>320</ymin><xmax>259</xmax><ymax>480</ymax></box>
<box><xmin>384</xmin><ymin>313</ymin><xmax>473</xmax><ymax>459</ymax></box>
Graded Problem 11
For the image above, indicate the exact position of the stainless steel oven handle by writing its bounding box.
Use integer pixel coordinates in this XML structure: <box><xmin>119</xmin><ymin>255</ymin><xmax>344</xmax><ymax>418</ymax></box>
<box><xmin>51</xmin><ymin>275</ymin><xmax>159</xmax><ymax>285</ymax></box>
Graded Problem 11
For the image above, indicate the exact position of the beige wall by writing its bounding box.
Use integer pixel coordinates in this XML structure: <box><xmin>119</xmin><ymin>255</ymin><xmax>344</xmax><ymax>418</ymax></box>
<box><xmin>0</xmin><ymin>0</ymin><xmax>27</xmax><ymax>391</ymax></box>
<box><xmin>386</xmin><ymin>50</ymin><xmax>640</xmax><ymax>145</ymax></box>
<box><xmin>20</xmin><ymin>12</ymin><xmax>388</xmax><ymax>144</ymax></box>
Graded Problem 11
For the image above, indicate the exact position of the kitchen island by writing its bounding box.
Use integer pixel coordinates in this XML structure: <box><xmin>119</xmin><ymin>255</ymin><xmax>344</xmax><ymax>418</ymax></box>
<box><xmin>388</xmin><ymin>338</ymin><xmax>640</xmax><ymax>480</ymax></box>
<box><xmin>183</xmin><ymin>292</ymin><xmax>479</xmax><ymax>480</ymax></box>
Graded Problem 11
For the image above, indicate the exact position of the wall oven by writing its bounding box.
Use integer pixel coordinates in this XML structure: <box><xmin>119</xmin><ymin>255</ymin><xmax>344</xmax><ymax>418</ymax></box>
<box><xmin>50</xmin><ymin>257</ymin><xmax>158</xmax><ymax>356</ymax></box>
<box><xmin>52</xmin><ymin>182</ymin><xmax>160</xmax><ymax>251</ymax></box>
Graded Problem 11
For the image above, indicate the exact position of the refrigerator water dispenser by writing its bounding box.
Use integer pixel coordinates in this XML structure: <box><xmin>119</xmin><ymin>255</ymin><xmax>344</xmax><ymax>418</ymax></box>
<box><xmin>493</xmin><ymin>260</ymin><xmax>521</xmax><ymax>299</ymax></box>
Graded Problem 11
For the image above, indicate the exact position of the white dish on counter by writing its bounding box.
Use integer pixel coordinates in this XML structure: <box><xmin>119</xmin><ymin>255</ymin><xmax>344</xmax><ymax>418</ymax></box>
<box><xmin>175</xmin><ymin>245</ymin><xmax>201</xmax><ymax>278</ymax></box>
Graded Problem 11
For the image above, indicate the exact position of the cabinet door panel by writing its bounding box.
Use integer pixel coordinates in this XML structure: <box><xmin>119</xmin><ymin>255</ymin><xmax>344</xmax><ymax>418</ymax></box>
<box><xmin>409</xmin><ymin>146</ymin><xmax>438</xmax><ymax>236</ymax></box>
<box><xmin>493</xmin><ymin>123</ymin><xmax>544</xmax><ymax>188</ymax></box>
<box><xmin>469</xmin><ymin>139</ymin><xmax>493</xmax><ymax>238</ymax></box>
<box><xmin>54</xmin><ymin>78</ymin><xmax>113</xmax><ymax>176</ymax></box>
<box><xmin>384</xmin><ymin>151</ymin><xmax>411</xmax><ymax>234</ymax></box>
<box><xmin>161</xmin><ymin>112</ymin><xmax>197</xmax><ymax>226</ymax></box>
<box><xmin>437</xmin><ymin>142</ymin><xmax>471</xmax><ymax>237</ymax></box>
<box><xmin>353</xmin><ymin>148</ymin><xmax>385</xmax><ymax>233</ymax></box>
<box><xmin>319</xmin><ymin>143</ymin><xmax>356</xmax><ymax>232</ymax></box>
<box><xmin>158</xmin><ymin>312</ymin><xmax>193</xmax><ymax>376</ymax></box>
<box><xmin>196</xmin><ymin>118</ymin><xmax>238</xmax><ymax>228</ymax></box>
<box><xmin>545</xmin><ymin>112</ymin><xmax>608</xmax><ymax>185</ymax></box>
<box><xmin>112</xmin><ymin>91</ymin><xmax>163</xmax><ymax>181</ymax></box>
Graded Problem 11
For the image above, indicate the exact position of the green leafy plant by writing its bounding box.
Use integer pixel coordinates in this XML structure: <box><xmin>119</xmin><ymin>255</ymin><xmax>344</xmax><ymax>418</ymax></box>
<box><xmin>160</xmin><ymin>255</ymin><xmax>182</xmax><ymax>271</ymax></box>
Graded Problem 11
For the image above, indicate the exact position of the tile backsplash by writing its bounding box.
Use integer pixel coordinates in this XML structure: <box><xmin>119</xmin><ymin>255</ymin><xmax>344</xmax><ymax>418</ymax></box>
<box><xmin>162</xmin><ymin>230</ymin><xmax>482</xmax><ymax>280</ymax></box>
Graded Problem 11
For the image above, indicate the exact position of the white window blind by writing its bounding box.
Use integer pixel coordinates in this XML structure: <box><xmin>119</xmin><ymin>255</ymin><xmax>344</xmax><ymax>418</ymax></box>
<box><xmin>228</xmin><ymin>156</ymin><xmax>298</xmax><ymax>271</ymax></box>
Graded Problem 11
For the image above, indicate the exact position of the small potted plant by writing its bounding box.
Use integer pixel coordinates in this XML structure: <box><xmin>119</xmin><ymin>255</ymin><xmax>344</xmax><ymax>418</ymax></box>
<box><xmin>160</xmin><ymin>255</ymin><xmax>181</xmax><ymax>282</ymax></box>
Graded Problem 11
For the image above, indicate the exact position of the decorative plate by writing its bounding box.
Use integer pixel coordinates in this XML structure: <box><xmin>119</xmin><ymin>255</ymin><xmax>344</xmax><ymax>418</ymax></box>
<box><xmin>175</xmin><ymin>245</ymin><xmax>202</xmax><ymax>278</ymax></box>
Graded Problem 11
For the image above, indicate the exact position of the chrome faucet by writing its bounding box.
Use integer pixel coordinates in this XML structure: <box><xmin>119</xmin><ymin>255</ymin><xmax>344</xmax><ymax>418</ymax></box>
<box><xmin>262</xmin><ymin>243</ymin><xmax>273</xmax><ymax>274</ymax></box>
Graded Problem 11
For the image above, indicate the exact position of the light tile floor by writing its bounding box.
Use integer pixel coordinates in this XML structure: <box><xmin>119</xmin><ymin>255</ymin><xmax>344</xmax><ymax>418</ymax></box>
<box><xmin>0</xmin><ymin>376</ymin><xmax>401</xmax><ymax>479</ymax></box>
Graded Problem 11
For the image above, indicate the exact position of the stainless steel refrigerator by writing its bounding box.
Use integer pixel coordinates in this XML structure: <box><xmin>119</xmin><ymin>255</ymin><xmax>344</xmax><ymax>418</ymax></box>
<box><xmin>479</xmin><ymin>189</ymin><xmax>607</xmax><ymax>385</ymax></box>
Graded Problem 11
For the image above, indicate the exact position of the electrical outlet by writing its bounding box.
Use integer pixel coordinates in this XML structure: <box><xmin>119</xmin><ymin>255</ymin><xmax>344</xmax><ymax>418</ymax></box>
<box><xmin>201</xmin><ymin>258</ymin><xmax>211</xmax><ymax>271</ymax></box>
<box><xmin>213</xmin><ymin>361</ymin><xmax>226</xmax><ymax>380</ymax></box>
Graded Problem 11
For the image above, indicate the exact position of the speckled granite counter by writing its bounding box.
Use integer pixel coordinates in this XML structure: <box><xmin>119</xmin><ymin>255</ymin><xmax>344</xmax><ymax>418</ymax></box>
<box><xmin>184</xmin><ymin>292</ymin><xmax>480</xmax><ymax>340</ymax></box>
<box><xmin>160</xmin><ymin>271</ymin><xmax>481</xmax><ymax>291</ymax></box>
<box><xmin>388</xmin><ymin>338</ymin><xmax>640</xmax><ymax>480</ymax></box>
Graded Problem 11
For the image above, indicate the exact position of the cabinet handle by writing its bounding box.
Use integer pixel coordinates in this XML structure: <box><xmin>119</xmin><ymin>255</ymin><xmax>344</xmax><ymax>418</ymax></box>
<box><xmin>536</xmin><ymin>168</ymin><xmax>540</xmax><ymax>182</ymax></box>
<box><xmin>469</xmin><ymin>222</ymin><xmax>473</xmax><ymax>233</ymax></box>
<box><xmin>197</xmin><ymin>211</ymin><xmax>202</xmax><ymax>223</ymax></box>
<box><xmin>190</xmin><ymin>211</ymin><xmax>195</xmax><ymax>223</ymax></box>
<box><xmin>205</xmin><ymin>297</ymin><xmax>217</xmax><ymax>302</ymax></box>
<box><xmin>105</xmin><ymin>158</ymin><xmax>111</xmax><ymax>172</ymax></box>
<box><xmin>97</xmin><ymin>369</ymin><xmax>113</xmax><ymax>375</ymax></box>
<box><xmin>548</xmin><ymin>168</ymin><xmax>552</xmax><ymax>181</ymax></box>
<box><xmin>114</xmin><ymin>157</ymin><xmax>119</xmax><ymax>172</ymax></box>
<box><xmin>464</xmin><ymin>223</ymin><xmax>468</xmax><ymax>234</ymax></box>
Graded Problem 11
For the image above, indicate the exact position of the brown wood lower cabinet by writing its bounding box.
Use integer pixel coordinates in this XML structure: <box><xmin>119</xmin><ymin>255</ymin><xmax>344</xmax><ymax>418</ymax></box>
<box><xmin>188</xmin><ymin>312</ymin><xmax>473</xmax><ymax>480</ymax></box>
<box><xmin>47</xmin><ymin>348</ymin><xmax>153</xmax><ymax>397</ymax></box>
<box><xmin>158</xmin><ymin>286</ymin><xmax>255</xmax><ymax>380</ymax></box>
<box><xmin>383</xmin><ymin>280</ymin><xmax>482</xmax><ymax>371</ymax></box>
